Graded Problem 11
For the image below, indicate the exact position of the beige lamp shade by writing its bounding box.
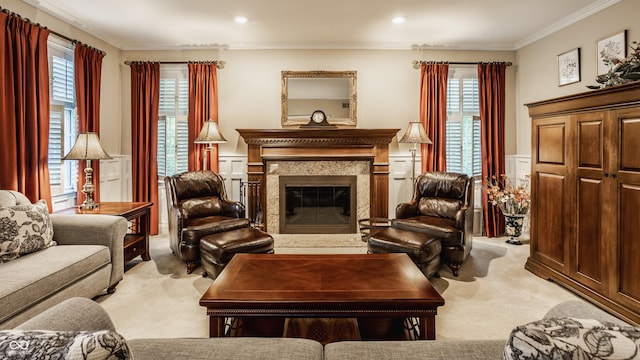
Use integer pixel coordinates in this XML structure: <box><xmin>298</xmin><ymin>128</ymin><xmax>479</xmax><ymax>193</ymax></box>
<box><xmin>194</xmin><ymin>120</ymin><xmax>227</xmax><ymax>144</ymax></box>
<box><xmin>62</xmin><ymin>133</ymin><xmax>112</xmax><ymax>160</ymax></box>
<box><xmin>399</xmin><ymin>121</ymin><xmax>432</xmax><ymax>144</ymax></box>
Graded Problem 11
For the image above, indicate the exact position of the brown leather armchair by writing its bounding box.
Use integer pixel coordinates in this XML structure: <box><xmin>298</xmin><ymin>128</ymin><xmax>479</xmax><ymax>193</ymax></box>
<box><xmin>392</xmin><ymin>171</ymin><xmax>474</xmax><ymax>276</ymax></box>
<box><xmin>164</xmin><ymin>170</ymin><xmax>250</xmax><ymax>273</ymax></box>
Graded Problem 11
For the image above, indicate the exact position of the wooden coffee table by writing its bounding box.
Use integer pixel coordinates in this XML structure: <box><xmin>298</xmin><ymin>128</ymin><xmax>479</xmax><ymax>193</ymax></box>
<box><xmin>199</xmin><ymin>253</ymin><xmax>445</xmax><ymax>340</ymax></box>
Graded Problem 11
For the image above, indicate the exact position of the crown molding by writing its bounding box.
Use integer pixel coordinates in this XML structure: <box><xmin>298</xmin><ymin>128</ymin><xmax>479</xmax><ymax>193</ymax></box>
<box><xmin>514</xmin><ymin>0</ymin><xmax>621</xmax><ymax>50</ymax></box>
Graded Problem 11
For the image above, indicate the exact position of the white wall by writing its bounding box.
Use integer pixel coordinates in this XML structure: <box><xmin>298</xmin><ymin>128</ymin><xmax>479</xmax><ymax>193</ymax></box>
<box><xmin>515</xmin><ymin>0</ymin><xmax>639</xmax><ymax>155</ymax></box>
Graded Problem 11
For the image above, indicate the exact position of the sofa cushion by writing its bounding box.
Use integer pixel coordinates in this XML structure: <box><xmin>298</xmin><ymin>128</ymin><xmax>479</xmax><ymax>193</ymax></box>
<box><xmin>0</xmin><ymin>329</ymin><xmax>131</xmax><ymax>359</ymax></box>
<box><xmin>325</xmin><ymin>339</ymin><xmax>506</xmax><ymax>360</ymax></box>
<box><xmin>0</xmin><ymin>200</ymin><xmax>55</xmax><ymax>263</ymax></box>
<box><xmin>0</xmin><ymin>245</ymin><xmax>110</xmax><ymax>324</ymax></box>
<box><xmin>503</xmin><ymin>317</ymin><xmax>640</xmax><ymax>360</ymax></box>
<box><xmin>127</xmin><ymin>337</ymin><xmax>323</xmax><ymax>360</ymax></box>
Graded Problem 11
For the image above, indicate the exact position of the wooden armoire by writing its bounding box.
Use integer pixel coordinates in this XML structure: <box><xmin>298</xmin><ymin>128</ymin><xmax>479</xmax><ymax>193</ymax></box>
<box><xmin>526</xmin><ymin>82</ymin><xmax>640</xmax><ymax>325</ymax></box>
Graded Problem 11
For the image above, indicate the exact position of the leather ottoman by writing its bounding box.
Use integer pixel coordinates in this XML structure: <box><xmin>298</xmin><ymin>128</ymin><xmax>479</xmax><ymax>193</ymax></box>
<box><xmin>367</xmin><ymin>227</ymin><xmax>442</xmax><ymax>278</ymax></box>
<box><xmin>200</xmin><ymin>227</ymin><xmax>274</xmax><ymax>279</ymax></box>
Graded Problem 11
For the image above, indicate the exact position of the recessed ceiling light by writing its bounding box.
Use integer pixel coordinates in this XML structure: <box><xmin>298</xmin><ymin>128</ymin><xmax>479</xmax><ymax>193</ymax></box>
<box><xmin>391</xmin><ymin>16</ymin><xmax>406</xmax><ymax>24</ymax></box>
<box><xmin>234</xmin><ymin>16</ymin><xmax>248</xmax><ymax>24</ymax></box>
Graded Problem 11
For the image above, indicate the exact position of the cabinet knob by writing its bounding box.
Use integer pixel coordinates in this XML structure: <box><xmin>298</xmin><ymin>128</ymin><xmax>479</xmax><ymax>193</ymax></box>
<box><xmin>604</xmin><ymin>172</ymin><xmax>609</xmax><ymax>177</ymax></box>
<box><xmin>611</xmin><ymin>173</ymin><xmax>617</xmax><ymax>178</ymax></box>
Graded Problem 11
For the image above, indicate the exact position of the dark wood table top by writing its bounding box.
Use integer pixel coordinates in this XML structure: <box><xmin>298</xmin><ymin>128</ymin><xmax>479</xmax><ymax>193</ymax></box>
<box><xmin>199</xmin><ymin>253</ymin><xmax>444</xmax><ymax>313</ymax></box>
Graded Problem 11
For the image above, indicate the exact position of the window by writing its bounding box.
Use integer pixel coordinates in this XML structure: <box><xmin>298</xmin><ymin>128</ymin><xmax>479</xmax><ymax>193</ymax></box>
<box><xmin>48</xmin><ymin>37</ymin><xmax>78</xmax><ymax>196</ymax></box>
<box><xmin>446</xmin><ymin>66</ymin><xmax>481</xmax><ymax>177</ymax></box>
<box><xmin>157</xmin><ymin>65</ymin><xmax>189</xmax><ymax>178</ymax></box>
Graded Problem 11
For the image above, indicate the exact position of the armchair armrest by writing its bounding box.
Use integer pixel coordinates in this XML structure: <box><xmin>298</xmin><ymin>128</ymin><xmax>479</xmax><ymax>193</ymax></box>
<box><xmin>396</xmin><ymin>200</ymin><xmax>419</xmax><ymax>219</ymax></box>
<box><xmin>15</xmin><ymin>297</ymin><xmax>116</xmax><ymax>332</ymax></box>
<box><xmin>454</xmin><ymin>204</ymin><xmax>472</xmax><ymax>229</ymax></box>
<box><xmin>221</xmin><ymin>199</ymin><xmax>246</xmax><ymax>218</ymax></box>
<box><xmin>50</xmin><ymin>214</ymin><xmax>128</xmax><ymax>287</ymax></box>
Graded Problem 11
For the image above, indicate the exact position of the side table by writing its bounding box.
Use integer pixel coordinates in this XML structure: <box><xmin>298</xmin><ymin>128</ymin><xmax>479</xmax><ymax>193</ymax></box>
<box><xmin>358</xmin><ymin>217</ymin><xmax>392</xmax><ymax>242</ymax></box>
<box><xmin>55</xmin><ymin>202</ymin><xmax>153</xmax><ymax>266</ymax></box>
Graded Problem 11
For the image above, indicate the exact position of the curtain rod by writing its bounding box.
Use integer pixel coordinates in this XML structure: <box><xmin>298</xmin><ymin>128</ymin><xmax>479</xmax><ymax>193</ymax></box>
<box><xmin>1</xmin><ymin>7</ymin><xmax>106</xmax><ymax>56</ymax></box>
<box><xmin>412</xmin><ymin>60</ymin><xmax>512</xmax><ymax>69</ymax></box>
<box><xmin>124</xmin><ymin>60</ymin><xmax>225</xmax><ymax>69</ymax></box>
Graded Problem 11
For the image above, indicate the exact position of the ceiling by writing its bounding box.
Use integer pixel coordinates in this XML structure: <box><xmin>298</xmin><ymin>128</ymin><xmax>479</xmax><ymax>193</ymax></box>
<box><xmin>23</xmin><ymin>0</ymin><xmax>618</xmax><ymax>51</ymax></box>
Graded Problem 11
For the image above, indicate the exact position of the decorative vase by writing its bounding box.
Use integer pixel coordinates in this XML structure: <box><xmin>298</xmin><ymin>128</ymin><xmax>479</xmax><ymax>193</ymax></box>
<box><xmin>503</xmin><ymin>213</ymin><xmax>526</xmax><ymax>245</ymax></box>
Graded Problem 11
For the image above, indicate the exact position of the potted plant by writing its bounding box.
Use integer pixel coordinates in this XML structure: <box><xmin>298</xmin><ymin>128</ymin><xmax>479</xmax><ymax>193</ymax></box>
<box><xmin>485</xmin><ymin>174</ymin><xmax>531</xmax><ymax>245</ymax></box>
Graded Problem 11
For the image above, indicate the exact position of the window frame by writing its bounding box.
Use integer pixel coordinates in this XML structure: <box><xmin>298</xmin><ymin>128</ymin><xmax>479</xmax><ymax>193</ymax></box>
<box><xmin>446</xmin><ymin>65</ymin><xmax>482</xmax><ymax>178</ymax></box>
<box><xmin>47</xmin><ymin>37</ymin><xmax>78</xmax><ymax>197</ymax></box>
<box><xmin>157</xmin><ymin>64</ymin><xmax>189</xmax><ymax>179</ymax></box>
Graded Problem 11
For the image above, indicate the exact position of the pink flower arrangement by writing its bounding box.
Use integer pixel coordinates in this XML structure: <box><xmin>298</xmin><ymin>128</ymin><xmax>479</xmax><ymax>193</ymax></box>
<box><xmin>485</xmin><ymin>174</ymin><xmax>531</xmax><ymax>215</ymax></box>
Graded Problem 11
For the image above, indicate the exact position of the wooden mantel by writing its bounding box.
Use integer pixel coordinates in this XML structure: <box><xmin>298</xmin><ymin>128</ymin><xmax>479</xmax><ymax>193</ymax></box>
<box><xmin>237</xmin><ymin>128</ymin><xmax>399</xmax><ymax>231</ymax></box>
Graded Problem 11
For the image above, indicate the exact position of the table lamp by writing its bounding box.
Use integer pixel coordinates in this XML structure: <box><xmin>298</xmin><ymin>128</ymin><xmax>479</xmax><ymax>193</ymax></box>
<box><xmin>398</xmin><ymin>121</ymin><xmax>432</xmax><ymax>183</ymax></box>
<box><xmin>62</xmin><ymin>132</ymin><xmax>112</xmax><ymax>209</ymax></box>
<box><xmin>194</xmin><ymin>119</ymin><xmax>227</xmax><ymax>170</ymax></box>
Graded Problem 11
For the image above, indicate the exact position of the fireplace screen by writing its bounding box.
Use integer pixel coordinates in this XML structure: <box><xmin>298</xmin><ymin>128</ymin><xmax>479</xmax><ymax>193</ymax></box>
<box><xmin>279</xmin><ymin>175</ymin><xmax>357</xmax><ymax>234</ymax></box>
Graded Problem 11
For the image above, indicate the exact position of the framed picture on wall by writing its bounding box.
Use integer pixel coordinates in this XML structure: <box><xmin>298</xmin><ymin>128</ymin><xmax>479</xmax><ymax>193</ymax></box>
<box><xmin>597</xmin><ymin>30</ymin><xmax>627</xmax><ymax>75</ymax></box>
<box><xmin>558</xmin><ymin>48</ymin><xmax>580</xmax><ymax>86</ymax></box>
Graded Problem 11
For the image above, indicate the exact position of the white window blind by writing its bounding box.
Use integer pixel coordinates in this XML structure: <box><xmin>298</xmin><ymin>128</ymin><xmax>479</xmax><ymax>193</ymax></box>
<box><xmin>51</xmin><ymin>56</ymin><xmax>74</xmax><ymax>103</ymax></box>
<box><xmin>446</xmin><ymin>66</ymin><xmax>481</xmax><ymax>177</ymax></box>
<box><xmin>48</xmin><ymin>37</ymin><xmax>78</xmax><ymax>197</ymax></box>
<box><xmin>158</xmin><ymin>65</ymin><xmax>189</xmax><ymax>178</ymax></box>
<box><xmin>48</xmin><ymin>107</ymin><xmax>63</xmax><ymax>187</ymax></box>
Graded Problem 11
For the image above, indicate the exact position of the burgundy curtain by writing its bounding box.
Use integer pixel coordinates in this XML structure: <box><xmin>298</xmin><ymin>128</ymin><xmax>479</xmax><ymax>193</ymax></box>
<box><xmin>419</xmin><ymin>62</ymin><xmax>448</xmax><ymax>172</ymax></box>
<box><xmin>0</xmin><ymin>11</ymin><xmax>52</xmax><ymax>207</ymax></box>
<box><xmin>75</xmin><ymin>44</ymin><xmax>105</xmax><ymax>205</ymax></box>
<box><xmin>188</xmin><ymin>62</ymin><xmax>219</xmax><ymax>172</ymax></box>
<box><xmin>130</xmin><ymin>62</ymin><xmax>160</xmax><ymax>235</ymax></box>
<box><xmin>478</xmin><ymin>63</ymin><xmax>507</xmax><ymax>237</ymax></box>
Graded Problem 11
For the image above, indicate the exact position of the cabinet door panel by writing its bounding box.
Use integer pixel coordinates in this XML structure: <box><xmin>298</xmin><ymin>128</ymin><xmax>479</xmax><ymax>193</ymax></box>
<box><xmin>616</xmin><ymin>183</ymin><xmax>640</xmax><ymax>306</ymax></box>
<box><xmin>609</xmin><ymin>109</ymin><xmax>640</xmax><ymax>313</ymax></box>
<box><xmin>537</xmin><ymin>124</ymin><xmax>565</xmax><ymax>165</ymax></box>
<box><xmin>533</xmin><ymin>172</ymin><xmax>566</xmax><ymax>270</ymax></box>
<box><xmin>577</xmin><ymin>120</ymin><xmax>603</xmax><ymax>169</ymax></box>
<box><xmin>620</xmin><ymin>118</ymin><xmax>640</xmax><ymax>172</ymax></box>
<box><xmin>575</xmin><ymin>178</ymin><xmax>604</xmax><ymax>289</ymax></box>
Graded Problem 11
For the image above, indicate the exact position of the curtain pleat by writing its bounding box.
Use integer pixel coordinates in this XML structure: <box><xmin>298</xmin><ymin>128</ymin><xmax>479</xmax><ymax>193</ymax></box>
<box><xmin>188</xmin><ymin>63</ymin><xmax>219</xmax><ymax>172</ymax></box>
<box><xmin>478</xmin><ymin>63</ymin><xmax>507</xmax><ymax>237</ymax></box>
<box><xmin>419</xmin><ymin>62</ymin><xmax>448</xmax><ymax>172</ymax></box>
<box><xmin>130</xmin><ymin>62</ymin><xmax>160</xmax><ymax>235</ymax></box>
<box><xmin>0</xmin><ymin>11</ymin><xmax>52</xmax><ymax>208</ymax></box>
<box><xmin>75</xmin><ymin>44</ymin><xmax>105</xmax><ymax>204</ymax></box>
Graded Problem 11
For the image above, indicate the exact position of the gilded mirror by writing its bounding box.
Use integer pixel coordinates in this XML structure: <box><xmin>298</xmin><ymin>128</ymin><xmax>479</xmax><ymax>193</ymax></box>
<box><xmin>281</xmin><ymin>70</ymin><xmax>357</xmax><ymax>127</ymax></box>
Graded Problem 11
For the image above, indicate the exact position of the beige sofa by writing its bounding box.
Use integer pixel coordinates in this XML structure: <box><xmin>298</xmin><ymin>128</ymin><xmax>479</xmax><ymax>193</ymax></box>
<box><xmin>0</xmin><ymin>190</ymin><xmax>128</xmax><ymax>329</ymax></box>
<box><xmin>9</xmin><ymin>297</ymin><xmax>633</xmax><ymax>360</ymax></box>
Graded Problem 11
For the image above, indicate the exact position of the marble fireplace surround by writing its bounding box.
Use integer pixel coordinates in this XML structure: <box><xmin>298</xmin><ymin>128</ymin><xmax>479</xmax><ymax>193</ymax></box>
<box><xmin>236</xmin><ymin>128</ymin><xmax>398</xmax><ymax>233</ymax></box>
<box><xmin>267</xmin><ymin>161</ymin><xmax>368</xmax><ymax>233</ymax></box>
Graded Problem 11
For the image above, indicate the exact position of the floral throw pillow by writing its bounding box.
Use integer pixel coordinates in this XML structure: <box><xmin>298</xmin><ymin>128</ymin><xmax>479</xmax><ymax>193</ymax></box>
<box><xmin>503</xmin><ymin>317</ymin><xmax>640</xmax><ymax>360</ymax></box>
<box><xmin>0</xmin><ymin>200</ymin><xmax>56</xmax><ymax>263</ymax></box>
<box><xmin>0</xmin><ymin>330</ymin><xmax>132</xmax><ymax>360</ymax></box>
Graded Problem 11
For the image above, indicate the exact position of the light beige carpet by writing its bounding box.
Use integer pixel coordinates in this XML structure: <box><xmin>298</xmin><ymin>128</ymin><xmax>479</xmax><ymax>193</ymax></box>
<box><xmin>96</xmin><ymin>233</ymin><xmax>579</xmax><ymax>341</ymax></box>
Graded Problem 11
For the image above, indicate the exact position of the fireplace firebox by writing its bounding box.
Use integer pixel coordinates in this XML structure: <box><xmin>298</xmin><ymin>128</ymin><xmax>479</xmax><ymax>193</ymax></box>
<box><xmin>279</xmin><ymin>175</ymin><xmax>357</xmax><ymax>234</ymax></box>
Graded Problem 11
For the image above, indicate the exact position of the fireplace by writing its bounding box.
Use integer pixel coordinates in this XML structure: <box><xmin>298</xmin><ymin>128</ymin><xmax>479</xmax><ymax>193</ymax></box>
<box><xmin>280</xmin><ymin>175</ymin><xmax>357</xmax><ymax>234</ymax></box>
<box><xmin>236</xmin><ymin>128</ymin><xmax>398</xmax><ymax>233</ymax></box>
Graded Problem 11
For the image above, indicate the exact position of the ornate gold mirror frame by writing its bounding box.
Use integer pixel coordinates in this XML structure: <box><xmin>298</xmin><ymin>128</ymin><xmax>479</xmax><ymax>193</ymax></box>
<box><xmin>281</xmin><ymin>70</ymin><xmax>357</xmax><ymax>127</ymax></box>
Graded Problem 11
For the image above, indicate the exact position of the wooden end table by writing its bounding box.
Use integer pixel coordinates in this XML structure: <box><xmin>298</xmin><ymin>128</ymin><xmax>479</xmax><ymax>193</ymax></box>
<box><xmin>55</xmin><ymin>202</ymin><xmax>153</xmax><ymax>266</ymax></box>
<box><xmin>199</xmin><ymin>253</ymin><xmax>445</xmax><ymax>340</ymax></box>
